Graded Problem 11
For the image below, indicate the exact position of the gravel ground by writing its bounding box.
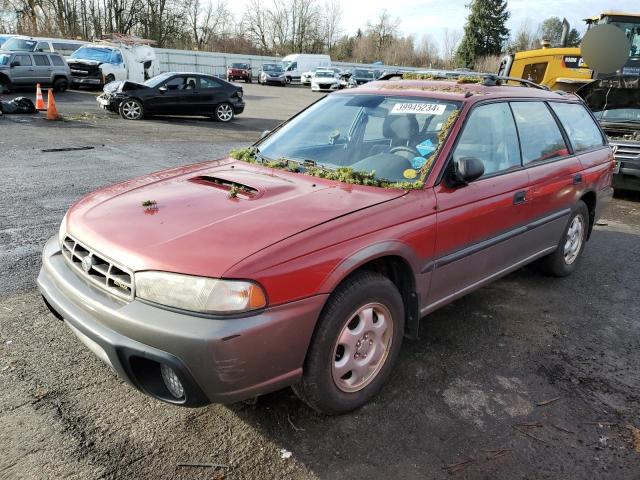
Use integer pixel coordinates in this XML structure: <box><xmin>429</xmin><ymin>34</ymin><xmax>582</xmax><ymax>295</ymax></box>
<box><xmin>1</xmin><ymin>84</ymin><xmax>639</xmax><ymax>480</ymax></box>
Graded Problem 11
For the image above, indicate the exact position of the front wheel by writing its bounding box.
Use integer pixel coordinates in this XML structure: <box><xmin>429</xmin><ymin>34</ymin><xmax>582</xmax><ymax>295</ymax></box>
<box><xmin>0</xmin><ymin>77</ymin><xmax>11</xmax><ymax>94</ymax></box>
<box><xmin>119</xmin><ymin>98</ymin><xmax>144</xmax><ymax>120</ymax></box>
<box><xmin>214</xmin><ymin>102</ymin><xmax>234</xmax><ymax>122</ymax></box>
<box><xmin>293</xmin><ymin>271</ymin><xmax>405</xmax><ymax>415</ymax></box>
<box><xmin>539</xmin><ymin>200</ymin><xmax>589</xmax><ymax>277</ymax></box>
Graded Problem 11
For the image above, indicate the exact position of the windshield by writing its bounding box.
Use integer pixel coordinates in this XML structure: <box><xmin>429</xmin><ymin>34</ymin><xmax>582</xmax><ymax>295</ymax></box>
<box><xmin>609</xmin><ymin>21</ymin><xmax>640</xmax><ymax>58</ymax></box>
<box><xmin>258</xmin><ymin>94</ymin><xmax>461</xmax><ymax>184</ymax></box>
<box><xmin>144</xmin><ymin>72</ymin><xmax>173</xmax><ymax>88</ymax></box>
<box><xmin>0</xmin><ymin>54</ymin><xmax>9</xmax><ymax>65</ymax></box>
<box><xmin>354</xmin><ymin>69</ymin><xmax>375</xmax><ymax>78</ymax></box>
<box><xmin>2</xmin><ymin>38</ymin><xmax>37</xmax><ymax>51</ymax></box>
<box><xmin>315</xmin><ymin>71</ymin><xmax>334</xmax><ymax>78</ymax></box>
<box><xmin>263</xmin><ymin>64</ymin><xmax>282</xmax><ymax>72</ymax></box>
<box><xmin>231</xmin><ymin>63</ymin><xmax>248</xmax><ymax>69</ymax></box>
<box><xmin>71</xmin><ymin>46</ymin><xmax>122</xmax><ymax>64</ymax></box>
<box><xmin>0</xmin><ymin>36</ymin><xmax>12</xmax><ymax>48</ymax></box>
<box><xmin>596</xmin><ymin>107</ymin><xmax>640</xmax><ymax>123</ymax></box>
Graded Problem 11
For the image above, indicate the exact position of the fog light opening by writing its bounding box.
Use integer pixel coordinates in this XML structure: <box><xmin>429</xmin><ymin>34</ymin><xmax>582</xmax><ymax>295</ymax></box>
<box><xmin>160</xmin><ymin>364</ymin><xmax>185</xmax><ymax>399</ymax></box>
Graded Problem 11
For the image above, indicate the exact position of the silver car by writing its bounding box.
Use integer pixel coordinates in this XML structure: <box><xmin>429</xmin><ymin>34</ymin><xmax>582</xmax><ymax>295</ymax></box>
<box><xmin>0</xmin><ymin>51</ymin><xmax>71</xmax><ymax>93</ymax></box>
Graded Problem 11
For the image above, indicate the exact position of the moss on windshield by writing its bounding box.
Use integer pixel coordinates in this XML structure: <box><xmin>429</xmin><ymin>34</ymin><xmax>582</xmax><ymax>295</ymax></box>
<box><xmin>228</xmin><ymin>108</ymin><xmax>459</xmax><ymax>191</ymax></box>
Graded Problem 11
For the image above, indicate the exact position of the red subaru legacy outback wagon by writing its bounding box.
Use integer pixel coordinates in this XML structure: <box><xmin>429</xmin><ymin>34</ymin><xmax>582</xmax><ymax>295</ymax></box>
<box><xmin>38</xmin><ymin>77</ymin><xmax>614</xmax><ymax>415</ymax></box>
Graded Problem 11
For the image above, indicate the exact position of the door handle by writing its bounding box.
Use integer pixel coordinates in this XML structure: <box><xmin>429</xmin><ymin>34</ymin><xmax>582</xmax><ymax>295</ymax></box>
<box><xmin>513</xmin><ymin>190</ymin><xmax>527</xmax><ymax>205</ymax></box>
<box><xmin>573</xmin><ymin>173</ymin><xmax>583</xmax><ymax>184</ymax></box>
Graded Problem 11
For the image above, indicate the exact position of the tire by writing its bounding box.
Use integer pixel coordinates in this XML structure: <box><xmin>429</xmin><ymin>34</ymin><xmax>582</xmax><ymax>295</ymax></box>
<box><xmin>285</xmin><ymin>76</ymin><xmax>291</xmax><ymax>84</ymax></box>
<box><xmin>53</xmin><ymin>77</ymin><xmax>68</xmax><ymax>92</ymax></box>
<box><xmin>105</xmin><ymin>74</ymin><xmax>115</xmax><ymax>85</ymax></box>
<box><xmin>0</xmin><ymin>77</ymin><xmax>10</xmax><ymax>94</ymax></box>
<box><xmin>214</xmin><ymin>102</ymin><xmax>234</xmax><ymax>122</ymax></box>
<box><xmin>293</xmin><ymin>271</ymin><xmax>405</xmax><ymax>415</ymax></box>
<box><xmin>246</xmin><ymin>76</ymin><xmax>252</xmax><ymax>83</ymax></box>
<box><xmin>118</xmin><ymin>98</ymin><xmax>144</xmax><ymax>120</ymax></box>
<box><xmin>539</xmin><ymin>200</ymin><xmax>589</xmax><ymax>277</ymax></box>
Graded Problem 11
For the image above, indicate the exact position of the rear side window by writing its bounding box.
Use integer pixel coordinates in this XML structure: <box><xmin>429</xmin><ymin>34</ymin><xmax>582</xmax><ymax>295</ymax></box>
<box><xmin>200</xmin><ymin>77</ymin><xmax>222</xmax><ymax>89</ymax></box>
<box><xmin>33</xmin><ymin>54</ymin><xmax>51</xmax><ymax>66</ymax></box>
<box><xmin>522</xmin><ymin>62</ymin><xmax>548</xmax><ymax>84</ymax></box>
<box><xmin>549</xmin><ymin>102</ymin><xmax>604</xmax><ymax>152</ymax></box>
<box><xmin>453</xmin><ymin>102</ymin><xmax>521</xmax><ymax>176</ymax></box>
<box><xmin>49</xmin><ymin>55</ymin><xmax>65</xmax><ymax>66</ymax></box>
<box><xmin>510</xmin><ymin>102</ymin><xmax>569</xmax><ymax>164</ymax></box>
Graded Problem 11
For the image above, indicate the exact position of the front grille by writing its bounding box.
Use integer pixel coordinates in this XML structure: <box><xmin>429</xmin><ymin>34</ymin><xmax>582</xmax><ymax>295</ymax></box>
<box><xmin>611</xmin><ymin>141</ymin><xmax>640</xmax><ymax>164</ymax></box>
<box><xmin>61</xmin><ymin>235</ymin><xmax>134</xmax><ymax>300</ymax></box>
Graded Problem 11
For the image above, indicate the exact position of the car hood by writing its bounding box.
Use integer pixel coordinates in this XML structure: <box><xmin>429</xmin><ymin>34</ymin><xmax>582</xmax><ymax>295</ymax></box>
<box><xmin>577</xmin><ymin>76</ymin><xmax>640</xmax><ymax>127</ymax></box>
<box><xmin>103</xmin><ymin>80</ymin><xmax>147</xmax><ymax>94</ymax></box>
<box><xmin>66</xmin><ymin>159</ymin><xmax>405</xmax><ymax>278</ymax></box>
<box><xmin>67</xmin><ymin>58</ymin><xmax>102</xmax><ymax>66</ymax></box>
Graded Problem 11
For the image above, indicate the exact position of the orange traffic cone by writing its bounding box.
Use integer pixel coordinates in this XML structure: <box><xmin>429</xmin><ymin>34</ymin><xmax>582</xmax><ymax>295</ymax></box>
<box><xmin>35</xmin><ymin>83</ymin><xmax>45</xmax><ymax>111</ymax></box>
<box><xmin>46</xmin><ymin>89</ymin><xmax>60</xmax><ymax>120</ymax></box>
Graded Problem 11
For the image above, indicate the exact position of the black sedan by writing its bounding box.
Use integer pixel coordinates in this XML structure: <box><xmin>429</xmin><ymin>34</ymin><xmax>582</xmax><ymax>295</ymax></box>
<box><xmin>97</xmin><ymin>72</ymin><xmax>245</xmax><ymax>122</ymax></box>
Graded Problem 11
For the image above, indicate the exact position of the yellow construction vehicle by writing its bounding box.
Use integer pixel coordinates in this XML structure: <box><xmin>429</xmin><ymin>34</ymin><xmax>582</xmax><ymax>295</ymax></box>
<box><xmin>498</xmin><ymin>13</ymin><xmax>640</xmax><ymax>91</ymax></box>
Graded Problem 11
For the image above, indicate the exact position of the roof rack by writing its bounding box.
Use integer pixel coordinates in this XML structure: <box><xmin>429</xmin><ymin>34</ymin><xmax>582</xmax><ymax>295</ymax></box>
<box><xmin>99</xmin><ymin>33</ymin><xmax>157</xmax><ymax>46</ymax></box>
<box><xmin>377</xmin><ymin>71</ymin><xmax>549</xmax><ymax>90</ymax></box>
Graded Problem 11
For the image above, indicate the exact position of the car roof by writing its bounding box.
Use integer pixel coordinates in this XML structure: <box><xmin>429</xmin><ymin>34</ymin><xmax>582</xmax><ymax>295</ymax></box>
<box><xmin>7</xmin><ymin>35</ymin><xmax>84</xmax><ymax>43</ymax></box>
<box><xmin>337</xmin><ymin>79</ymin><xmax>580</xmax><ymax>103</ymax></box>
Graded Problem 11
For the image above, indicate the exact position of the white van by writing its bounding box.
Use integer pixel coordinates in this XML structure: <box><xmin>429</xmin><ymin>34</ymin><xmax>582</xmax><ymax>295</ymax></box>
<box><xmin>1</xmin><ymin>36</ymin><xmax>86</xmax><ymax>58</ymax></box>
<box><xmin>66</xmin><ymin>41</ymin><xmax>159</xmax><ymax>87</ymax></box>
<box><xmin>281</xmin><ymin>54</ymin><xmax>331</xmax><ymax>83</ymax></box>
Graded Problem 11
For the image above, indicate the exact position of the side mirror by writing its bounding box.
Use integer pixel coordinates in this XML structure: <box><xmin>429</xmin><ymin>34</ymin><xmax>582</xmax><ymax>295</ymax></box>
<box><xmin>260</xmin><ymin>129</ymin><xmax>270</xmax><ymax>139</ymax></box>
<box><xmin>158</xmin><ymin>86</ymin><xmax>167</xmax><ymax>93</ymax></box>
<box><xmin>446</xmin><ymin>157</ymin><xmax>484</xmax><ymax>187</ymax></box>
<box><xmin>10</xmin><ymin>61</ymin><xmax>19</xmax><ymax>68</ymax></box>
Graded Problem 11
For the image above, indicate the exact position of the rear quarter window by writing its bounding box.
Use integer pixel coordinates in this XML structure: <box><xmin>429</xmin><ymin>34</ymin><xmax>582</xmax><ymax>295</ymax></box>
<box><xmin>549</xmin><ymin>102</ymin><xmax>605</xmax><ymax>152</ymax></box>
<box><xmin>510</xmin><ymin>101</ymin><xmax>569</xmax><ymax>164</ymax></box>
<box><xmin>49</xmin><ymin>55</ymin><xmax>65</xmax><ymax>67</ymax></box>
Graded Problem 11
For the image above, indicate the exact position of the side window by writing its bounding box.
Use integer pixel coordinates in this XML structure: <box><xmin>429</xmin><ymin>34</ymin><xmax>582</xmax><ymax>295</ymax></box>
<box><xmin>452</xmin><ymin>102</ymin><xmax>521</xmax><ymax>176</ymax></box>
<box><xmin>33</xmin><ymin>54</ymin><xmax>51</xmax><ymax>66</ymax></box>
<box><xmin>49</xmin><ymin>55</ymin><xmax>65</xmax><ymax>66</ymax></box>
<box><xmin>163</xmin><ymin>76</ymin><xmax>184</xmax><ymax>90</ymax></box>
<box><xmin>14</xmin><ymin>54</ymin><xmax>32</xmax><ymax>66</ymax></box>
<box><xmin>522</xmin><ymin>62</ymin><xmax>548</xmax><ymax>84</ymax></box>
<box><xmin>199</xmin><ymin>77</ymin><xmax>221</xmax><ymax>89</ymax></box>
<box><xmin>511</xmin><ymin>102</ymin><xmax>569</xmax><ymax>164</ymax></box>
<box><xmin>35</xmin><ymin>42</ymin><xmax>50</xmax><ymax>52</ymax></box>
<box><xmin>549</xmin><ymin>102</ymin><xmax>604</xmax><ymax>152</ymax></box>
<box><xmin>288</xmin><ymin>61</ymin><xmax>297</xmax><ymax>71</ymax></box>
<box><xmin>111</xmin><ymin>51</ymin><xmax>123</xmax><ymax>64</ymax></box>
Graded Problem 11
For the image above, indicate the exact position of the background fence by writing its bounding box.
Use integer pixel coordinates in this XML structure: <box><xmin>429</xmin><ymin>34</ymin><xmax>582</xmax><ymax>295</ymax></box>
<box><xmin>154</xmin><ymin>48</ymin><xmax>418</xmax><ymax>79</ymax></box>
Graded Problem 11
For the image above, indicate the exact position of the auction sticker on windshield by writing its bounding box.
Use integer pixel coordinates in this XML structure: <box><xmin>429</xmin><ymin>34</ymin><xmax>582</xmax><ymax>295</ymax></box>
<box><xmin>391</xmin><ymin>103</ymin><xmax>446</xmax><ymax>115</ymax></box>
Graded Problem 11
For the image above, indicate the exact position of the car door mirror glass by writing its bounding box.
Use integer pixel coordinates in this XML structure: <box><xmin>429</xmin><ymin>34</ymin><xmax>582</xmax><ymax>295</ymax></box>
<box><xmin>158</xmin><ymin>86</ymin><xmax>167</xmax><ymax>93</ymax></box>
<box><xmin>448</xmin><ymin>157</ymin><xmax>485</xmax><ymax>187</ymax></box>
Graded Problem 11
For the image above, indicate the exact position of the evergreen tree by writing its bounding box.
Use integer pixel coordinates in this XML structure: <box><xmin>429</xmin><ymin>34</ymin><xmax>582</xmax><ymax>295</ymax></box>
<box><xmin>456</xmin><ymin>0</ymin><xmax>510</xmax><ymax>68</ymax></box>
<box><xmin>538</xmin><ymin>17</ymin><xmax>581</xmax><ymax>47</ymax></box>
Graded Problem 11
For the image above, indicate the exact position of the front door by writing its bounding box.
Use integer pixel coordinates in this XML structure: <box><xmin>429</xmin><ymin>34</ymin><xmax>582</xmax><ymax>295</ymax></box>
<box><xmin>427</xmin><ymin>101</ymin><xmax>532</xmax><ymax>311</ymax></box>
<box><xmin>10</xmin><ymin>54</ymin><xmax>35</xmax><ymax>85</ymax></box>
<box><xmin>146</xmin><ymin>75</ymin><xmax>191</xmax><ymax>115</ymax></box>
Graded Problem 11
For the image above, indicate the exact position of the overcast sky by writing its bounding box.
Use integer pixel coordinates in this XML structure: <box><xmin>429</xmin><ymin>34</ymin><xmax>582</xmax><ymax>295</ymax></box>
<box><xmin>228</xmin><ymin>0</ymin><xmax>638</xmax><ymax>47</ymax></box>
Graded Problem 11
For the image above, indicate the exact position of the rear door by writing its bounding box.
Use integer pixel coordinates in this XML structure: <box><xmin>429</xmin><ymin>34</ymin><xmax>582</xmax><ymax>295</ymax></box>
<box><xmin>428</xmin><ymin>101</ymin><xmax>531</xmax><ymax>309</ymax></box>
<box><xmin>510</xmin><ymin>101</ymin><xmax>581</xmax><ymax>250</ymax></box>
<box><xmin>32</xmin><ymin>54</ymin><xmax>53</xmax><ymax>84</ymax></box>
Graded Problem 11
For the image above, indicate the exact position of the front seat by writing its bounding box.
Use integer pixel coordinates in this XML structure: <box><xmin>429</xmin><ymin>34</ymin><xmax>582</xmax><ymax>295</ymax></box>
<box><xmin>382</xmin><ymin>114</ymin><xmax>419</xmax><ymax>148</ymax></box>
<box><xmin>185</xmin><ymin>79</ymin><xmax>196</xmax><ymax>90</ymax></box>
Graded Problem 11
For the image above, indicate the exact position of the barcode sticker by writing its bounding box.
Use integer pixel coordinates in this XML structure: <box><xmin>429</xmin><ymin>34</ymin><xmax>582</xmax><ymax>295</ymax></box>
<box><xmin>390</xmin><ymin>103</ymin><xmax>446</xmax><ymax>115</ymax></box>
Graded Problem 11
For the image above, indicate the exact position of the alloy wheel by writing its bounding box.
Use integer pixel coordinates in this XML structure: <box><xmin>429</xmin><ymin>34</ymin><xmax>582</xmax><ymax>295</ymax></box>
<box><xmin>331</xmin><ymin>302</ymin><xmax>394</xmax><ymax>393</ymax></box>
<box><xmin>121</xmin><ymin>100</ymin><xmax>142</xmax><ymax>120</ymax></box>
<box><xmin>216</xmin><ymin>103</ymin><xmax>233</xmax><ymax>122</ymax></box>
<box><xmin>564</xmin><ymin>214</ymin><xmax>585</xmax><ymax>265</ymax></box>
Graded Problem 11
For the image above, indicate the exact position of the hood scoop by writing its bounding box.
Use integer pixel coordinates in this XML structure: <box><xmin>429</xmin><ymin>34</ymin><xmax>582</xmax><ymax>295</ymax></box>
<box><xmin>189</xmin><ymin>175</ymin><xmax>259</xmax><ymax>198</ymax></box>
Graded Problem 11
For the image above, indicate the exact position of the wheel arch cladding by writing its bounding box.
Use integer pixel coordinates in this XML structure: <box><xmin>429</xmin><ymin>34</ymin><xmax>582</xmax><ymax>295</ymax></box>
<box><xmin>580</xmin><ymin>190</ymin><xmax>597</xmax><ymax>239</ymax></box>
<box><xmin>319</xmin><ymin>243</ymin><xmax>421</xmax><ymax>339</ymax></box>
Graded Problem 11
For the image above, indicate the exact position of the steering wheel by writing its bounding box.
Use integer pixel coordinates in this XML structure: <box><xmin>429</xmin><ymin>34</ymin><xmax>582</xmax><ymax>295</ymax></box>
<box><xmin>390</xmin><ymin>146</ymin><xmax>421</xmax><ymax>160</ymax></box>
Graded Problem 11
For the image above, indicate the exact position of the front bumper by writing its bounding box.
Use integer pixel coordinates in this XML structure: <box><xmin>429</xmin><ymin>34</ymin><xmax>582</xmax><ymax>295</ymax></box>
<box><xmin>37</xmin><ymin>236</ymin><xmax>326</xmax><ymax>406</ymax></box>
<box><xmin>72</xmin><ymin>75</ymin><xmax>103</xmax><ymax>86</ymax></box>
<box><xmin>311</xmin><ymin>83</ymin><xmax>339</xmax><ymax>91</ymax></box>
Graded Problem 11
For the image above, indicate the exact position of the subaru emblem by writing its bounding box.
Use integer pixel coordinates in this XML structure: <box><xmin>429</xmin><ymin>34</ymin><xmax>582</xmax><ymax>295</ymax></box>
<box><xmin>81</xmin><ymin>254</ymin><xmax>94</xmax><ymax>273</ymax></box>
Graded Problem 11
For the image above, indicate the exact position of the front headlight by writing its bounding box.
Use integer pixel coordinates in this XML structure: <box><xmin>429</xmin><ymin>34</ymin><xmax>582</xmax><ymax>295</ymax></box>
<box><xmin>135</xmin><ymin>271</ymin><xmax>267</xmax><ymax>314</ymax></box>
<box><xmin>58</xmin><ymin>212</ymin><xmax>68</xmax><ymax>247</ymax></box>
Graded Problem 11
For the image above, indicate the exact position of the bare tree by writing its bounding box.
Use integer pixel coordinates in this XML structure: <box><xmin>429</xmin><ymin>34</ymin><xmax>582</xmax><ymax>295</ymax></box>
<box><xmin>323</xmin><ymin>0</ymin><xmax>341</xmax><ymax>52</ymax></box>
<box><xmin>508</xmin><ymin>18</ymin><xmax>535</xmax><ymax>52</ymax></box>
<box><xmin>441</xmin><ymin>27</ymin><xmax>462</xmax><ymax>68</ymax></box>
